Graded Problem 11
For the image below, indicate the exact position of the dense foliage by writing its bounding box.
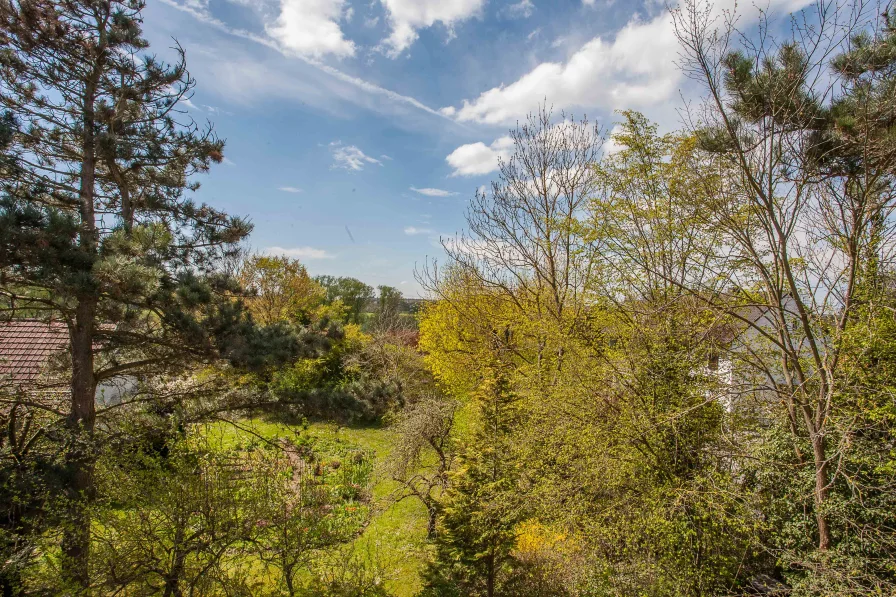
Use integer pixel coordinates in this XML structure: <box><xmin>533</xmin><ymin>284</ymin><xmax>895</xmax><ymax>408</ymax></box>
<box><xmin>411</xmin><ymin>4</ymin><xmax>896</xmax><ymax>594</ymax></box>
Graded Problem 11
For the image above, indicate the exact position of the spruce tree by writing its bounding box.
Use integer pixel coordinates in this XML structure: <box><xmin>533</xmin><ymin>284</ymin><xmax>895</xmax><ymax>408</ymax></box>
<box><xmin>422</xmin><ymin>364</ymin><xmax>522</xmax><ymax>597</ymax></box>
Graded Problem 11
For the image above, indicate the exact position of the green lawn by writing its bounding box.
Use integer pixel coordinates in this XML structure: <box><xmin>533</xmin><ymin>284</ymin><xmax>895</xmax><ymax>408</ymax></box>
<box><xmin>199</xmin><ymin>416</ymin><xmax>430</xmax><ymax>596</ymax></box>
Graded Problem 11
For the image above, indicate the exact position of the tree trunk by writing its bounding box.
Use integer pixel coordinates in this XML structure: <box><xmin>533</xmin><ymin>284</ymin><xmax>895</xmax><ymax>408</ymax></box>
<box><xmin>61</xmin><ymin>298</ymin><xmax>97</xmax><ymax>590</ymax></box>
<box><xmin>811</xmin><ymin>433</ymin><xmax>831</xmax><ymax>551</ymax></box>
<box><xmin>283</xmin><ymin>566</ymin><xmax>295</xmax><ymax>597</ymax></box>
<box><xmin>485</xmin><ymin>550</ymin><xmax>495</xmax><ymax>597</ymax></box>
<box><xmin>163</xmin><ymin>557</ymin><xmax>185</xmax><ymax>597</ymax></box>
<box><xmin>163</xmin><ymin>527</ymin><xmax>187</xmax><ymax>597</ymax></box>
<box><xmin>61</xmin><ymin>67</ymin><xmax>100</xmax><ymax>590</ymax></box>
<box><xmin>800</xmin><ymin>388</ymin><xmax>832</xmax><ymax>551</ymax></box>
<box><xmin>426</xmin><ymin>506</ymin><xmax>438</xmax><ymax>539</ymax></box>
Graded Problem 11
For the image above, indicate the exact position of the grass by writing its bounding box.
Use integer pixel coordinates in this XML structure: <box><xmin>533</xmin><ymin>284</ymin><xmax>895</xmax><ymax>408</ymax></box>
<box><xmin>198</xmin><ymin>415</ymin><xmax>430</xmax><ymax>596</ymax></box>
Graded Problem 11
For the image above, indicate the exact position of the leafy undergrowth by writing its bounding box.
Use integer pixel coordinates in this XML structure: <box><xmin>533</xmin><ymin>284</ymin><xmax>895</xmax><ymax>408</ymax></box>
<box><xmin>200</xmin><ymin>417</ymin><xmax>430</xmax><ymax>596</ymax></box>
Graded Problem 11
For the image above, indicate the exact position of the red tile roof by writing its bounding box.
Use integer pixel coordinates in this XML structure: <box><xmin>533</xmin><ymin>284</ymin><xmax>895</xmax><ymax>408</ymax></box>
<box><xmin>0</xmin><ymin>319</ymin><xmax>69</xmax><ymax>387</ymax></box>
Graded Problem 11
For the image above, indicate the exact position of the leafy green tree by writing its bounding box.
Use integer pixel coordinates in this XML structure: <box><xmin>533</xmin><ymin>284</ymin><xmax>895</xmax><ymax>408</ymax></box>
<box><xmin>316</xmin><ymin>276</ymin><xmax>374</xmax><ymax>324</ymax></box>
<box><xmin>389</xmin><ymin>393</ymin><xmax>457</xmax><ymax>538</ymax></box>
<box><xmin>420</xmin><ymin>109</ymin><xmax>764</xmax><ymax>595</ymax></box>
<box><xmin>574</xmin><ymin>111</ymin><xmax>761</xmax><ymax>595</ymax></box>
<box><xmin>88</xmin><ymin>428</ymin><xmax>375</xmax><ymax>596</ymax></box>
<box><xmin>0</xmin><ymin>401</ymin><xmax>66</xmax><ymax>596</ymax></box>
<box><xmin>91</xmin><ymin>442</ymin><xmax>259</xmax><ymax>596</ymax></box>
<box><xmin>243</xmin><ymin>435</ymin><xmax>370</xmax><ymax>595</ymax></box>
<box><xmin>374</xmin><ymin>285</ymin><xmax>403</xmax><ymax>329</ymax></box>
<box><xmin>239</xmin><ymin>255</ymin><xmax>326</xmax><ymax>326</ymax></box>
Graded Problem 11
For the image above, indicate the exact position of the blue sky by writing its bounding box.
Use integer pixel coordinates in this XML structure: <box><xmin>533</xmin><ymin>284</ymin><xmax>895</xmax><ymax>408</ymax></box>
<box><xmin>143</xmin><ymin>0</ymin><xmax>809</xmax><ymax>296</ymax></box>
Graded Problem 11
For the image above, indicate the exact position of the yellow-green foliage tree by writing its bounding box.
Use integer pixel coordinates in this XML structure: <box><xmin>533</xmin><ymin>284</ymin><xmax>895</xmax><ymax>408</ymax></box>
<box><xmin>419</xmin><ymin>270</ymin><xmax>525</xmax><ymax>400</ymax></box>
<box><xmin>417</xmin><ymin>108</ymin><xmax>764</xmax><ymax>596</ymax></box>
<box><xmin>239</xmin><ymin>255</ymin><xmax>327</xmax><ymax>326</ymax></box>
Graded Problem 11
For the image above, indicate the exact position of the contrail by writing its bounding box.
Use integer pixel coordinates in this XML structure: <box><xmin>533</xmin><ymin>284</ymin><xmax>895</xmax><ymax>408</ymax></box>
<box><xmin>158</xmin><ymin>0</ymin><xmax>451</xmax><ymax>120</ymax></box>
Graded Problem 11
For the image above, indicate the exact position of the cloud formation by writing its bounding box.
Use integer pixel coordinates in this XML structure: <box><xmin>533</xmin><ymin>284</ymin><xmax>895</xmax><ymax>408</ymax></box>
<box><xmin>501</xmin><ymin>0</ymin><xmax>534</xmax><ymax>19</ymax></box>
<box><xmin>446</xmin><ymin>136</ymin><xmax>513</xmax><ymax>176</ymax></box>
<box><xmin>380</xmin><ymin>0</ymin><xmax>485</xmax><ymax>57</ymax></box>
<box><xmin>330</xmin><ymin>142</ymin><xmax>383</xmax><ymax>170</ymax></box>
<box><xmin>278</xmin><ymin>186</ymin><xmax>303</xmax><ymax>193</ymax></box>
<box><xmin>266</xmin><ymin>246</ymin><xmax>333</xmax><ymax>259</ymax></box>
<box><xmin>266</xmin><ymin>0</ymin><xmax>355</xmax><ymax>58</ymax></box>
<box><xmin>445</xmin><ymin>14</ymin><xmax>679</xmax><ymax>124</ymax></box>
<box><xmin>159</xmin><ymin>0</ymin><xmax>447</xmax><ymax>119</ymax></box>
<box><xmin>410</xmin><ymin>186</ymin><xmax>459</xmax><ymax>197</ymax></box>
<box><xmin>443</xmin><ymin>0</ymin><xmax>816</xmax><ymax>125</ymax></box>
<box><xmin>404</xmin><ymin>226</ymin><xmax>434</xmax><ymax>235</ymax></box>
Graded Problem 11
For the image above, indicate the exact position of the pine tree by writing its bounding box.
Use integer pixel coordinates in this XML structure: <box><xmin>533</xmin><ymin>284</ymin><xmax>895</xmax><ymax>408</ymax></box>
<box><xmin>0</xmin><ymin>0</ymin><xmax>289</xmax><ymax>587</ymax></box>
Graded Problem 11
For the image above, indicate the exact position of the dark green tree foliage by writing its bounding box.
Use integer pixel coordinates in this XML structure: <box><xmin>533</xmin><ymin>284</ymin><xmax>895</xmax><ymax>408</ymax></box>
<box><xmin>0</xmin><ymin>405</ymin><xmax>67</xmax><ymax>596</ymax></box>
<box><xmin>422</xmin><ymin>365</ymin><xmax>522</xmax><ymax>597</ymax></box>
<box><xmin>376</xmin><ymin>285</ymin><xmax>402</xmax><ymax>320</ymax></box>
<box><xmin>265</xmin><ymin>323</ymin><xmax>428</xmax><ymax>423</ymax></box>
<box><xmin>717</xmin><ymin>28</ymin><xmax>896</xmax><ymax>183</ymax></box>
<box><xmin>822</xmin><ymin>9</ymin><xmax>896</xmax><ymax>182</ymax></box>
<box><xmin>0</xmin><ymin>0</ymin><xmax>295</xmax><ymax>586</ymax></box>
<box><xmin>316</xmin><ymin>276</ymin><xmax>375</xmax><ymax>324</ymax></box>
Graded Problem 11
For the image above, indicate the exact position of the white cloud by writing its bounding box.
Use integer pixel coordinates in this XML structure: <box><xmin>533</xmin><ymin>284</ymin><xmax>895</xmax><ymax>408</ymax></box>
<box><xmin>446</xmin><ymin>135</ymin><xmax>513</xmax><ymax>176</ymax></box>
<box><xmin>410</xmin><ymin>186</ymin><xmax>459</xmax><ymax>197</ymax></box>
<box><xmin>266</xmin><ymin>0</ymin><xmax>355</xmax><ymax>59</ymax></box>
<box><xmin>380</xmin><ymin>0</ymin><xmax>485</xmax><ymax>57</ymax></box>
<box><xmin>278</xmin><ymin>186</ymin><xmax>303</xmax><ymax>193</ymax></box>
<box><xmin>330</xmin><ymin>141</ymin><xmax>383</xmax><ymax>170</ymax></box>
<box><xmin>444</xmin><ymin>0</ymin><xmax>813</xmax><ymax>125</ymax></box>
<box><xmin>603</xmin><ymin>125</ymin><xmax>626</xmax><ymax>155</ymax></box>
<box><xmin>404</xmin><ymin>226</ymin><xmax>434</xmax><ymax>235</ymax></box>
<box><xmin>364</xmin><ymin>16</ymin><xmax>380</xmax><ymax>27</ymax></box>
<box><xmin>265</xmin><ymin>246</ymin><xmax>334</xmax><ymax>259</ymax></box>
<box><xmin>446</xmin><ymin>14</ymin><xmax>679</xmax><ymax>125</ymax></box>
<box><xmin>501</xmin><ymin>0</ymin><xmax>534</xmax><ymax>19</ymax></box>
